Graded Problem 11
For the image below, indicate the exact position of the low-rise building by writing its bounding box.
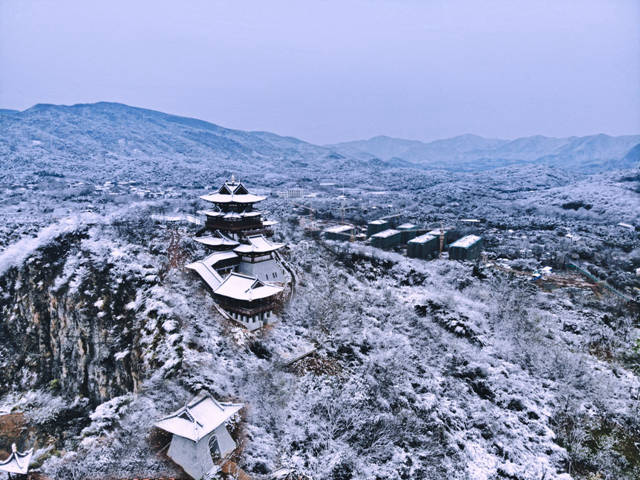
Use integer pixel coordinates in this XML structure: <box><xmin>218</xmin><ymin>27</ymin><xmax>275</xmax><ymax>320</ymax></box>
<box><xmin>155</xmin><ymin>392</ymin><xmax>243</xmax><ymax>480</ymax></box>
<box><xmin>367</xmin><ymin>219</ymin><xmax>389</xmax><ymax>237</ymax></box>
<box><xmin>324</xmin><ymin>224</ymin><xmax>355</xmax><ymax>241</ymax></box>
<box><xmin>371</xmin><ymin>228</ymin><xmax>402</xmax><ymax>249</ymax></box>
<box><xmin>397</xmin><ymin>223</ymin><xmax>420</xmax><ymax>243</ymax></box>
<box><xmin>407</xmin><ymin>233</ymin><xmax>439</xmax><ymax>259</ymax></box>
<box><xmin>449</xmin><ymin>234</ymin><xmax>483</xmax><ymax>260</ymax></box>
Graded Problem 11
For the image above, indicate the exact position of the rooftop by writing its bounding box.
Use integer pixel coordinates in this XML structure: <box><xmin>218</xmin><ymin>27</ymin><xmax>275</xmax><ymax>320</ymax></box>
<box><xmin>0</xmin><ymin>444</ymin><xmax>33</xmax><ymax>475</ymax></box>
<box><xmin>408</xmin><ymin>233</ymin><xmax>437</xmax><ymax>244</ymax></box>
<box><xmin>368</xmin><ymin>219</ymin><xmax>388</xmax><ymax>225</ymax></box>
<box><xmin>450</xmin><ymin>234</ymin><xmax>482</xmax><ymax>248</ymax></box>
<box><xmin>214</xmin><ymin>272</ymin><xmax>283</xmax><ymax>301</ymax></box>
<box><xmin>154</xmin><ymin>392</ymin><xmax>243</xmax><ymax>442</ymax></box>
<box><xmin>194</xmin><ymin>233</ymin><xmax>239</xmax><ymax>248</ymax></box>
<box><xmin>397</xmin><ymin>223</ymin><xmax>418</xmax><ymax>230</ymax></box>
<box><xmin>372</xmin><ymin>228</ymin><xmax>400</xmax><ymax>238</ymax></box>
<box><xmin>324</xmin><ymin>224</ymin><xmax>354</xmax><ymax>234</ymax></box>
<box><xmin>234</xmin><ymin>235</ymin><xmax>284</xmax><ymax>254</ymax></box>
<box><xmin>200</xmin><ymin>193</ymin><xmax>266</xmax><ymax>204</ymax></box>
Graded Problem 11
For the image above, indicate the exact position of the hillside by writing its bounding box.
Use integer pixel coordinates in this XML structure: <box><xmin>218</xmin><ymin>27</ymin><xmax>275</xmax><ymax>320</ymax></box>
<box><xmin>329</xmin><ymin>133</ymin><xmax>640</xmax><ymax>172</ymax></box>
<box><xmin>0</xmin><ymin>102</ymin><xmax>355</xmax><ymax>184</ymax></box>
<box><xmin>0</xmin><ymin>103</ymin><xmax>639</xmax><ymax>479</ymax></box>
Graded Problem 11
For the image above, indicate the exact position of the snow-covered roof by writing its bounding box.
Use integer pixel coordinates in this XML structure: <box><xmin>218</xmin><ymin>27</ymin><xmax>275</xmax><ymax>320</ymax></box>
<box><xmin>372</xmin><ymin>228</ymin><xmax>400</xmax><ymax>238</ymax></box>
<box><xmin>200</xmin><ymin>193</ymin><xmax>266</xmax><ymax>204</ymax></box>
<box><xmin>368</xmin><ymin>219</ymin><xmax>388</xmax><ymax>225</ymax></box>
<box><xmin>428</xmin><ymin>227</ymin><xmax>454</xmax><ymax>236</ymax></box>
<box><xmin>155</xmin><ymin>392</ymin><xmax>243</xmax><ymax>442</ymax></box>
<box><xmin>397</xmin><ymin>223</ymin><xmax>417</xmax><ymax>230</ymax></box>
<box><xmin>263</xmin><ymin>220</ymin><xmax>279</xmax><ymax>227</ymax></box>
<box><xmin>202</xmin><ymin>251</ymin><xmax>239</xmax><ymax>266</ymax></box>
<box><xmin>186</xmin><ymin>253</ymin><xmax>233</xmax><ymax>290</ymax></box>
<box><xmin>0</xmin><ymin>444</ymin><xmax>33</xmax><ymax>474</ymax></box>
<box><xmin>203</xmin><ymin>210</ymin><xmax>224</xmax><ymax>217</ymax></box>
<box><xmin>214</xmin><ymin>272</ymin><xmax>283</xmax><ymax>301</ymax></box>
<box><xmin>234</xmin><ymin>235</ymin><xmax>284</xmax><ymax>254</ymax></box>
<box><xmin>324</xmin><ymin>224</ymin><xmax>354</xmax><ymax>234</ymax></box>
<box><xmin>194</xmin><ymin>235</ymin><xmax>239</xmax><ymax>248</ymax></box>
<box><xmin>450</xmin><ymin>234</ymin><xmax>482</xmax><ymax>248</ymax></box>
<box><xmin>408</xmin><ymin>233</ymin><xmax>437</xmax><ymax>244</ymax></box>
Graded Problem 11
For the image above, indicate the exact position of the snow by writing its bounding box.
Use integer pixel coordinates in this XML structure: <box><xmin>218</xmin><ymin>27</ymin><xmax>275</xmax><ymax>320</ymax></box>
<box><xmin>155</xmin><ymin>392</ymin><xmax>242</xmax><ymax>442</ymax></box>
<box><xmin>213</xmin><ymin>273</ymin><xmax>283</xmax><ymax>300</ymax></box>
<box><xmin>371</xmin><ymin>228</ymin><xmax>400</xmax><ymax>238</ymax></box>
<box><xmin>450</xmin><ymin>234</ymin><xmax>481</xmax><ymax>248</ymax></box>
<box><xmin>324</xmin><ymin>224</ymin><xmax>354</xmax><ymax>234</ymax></box>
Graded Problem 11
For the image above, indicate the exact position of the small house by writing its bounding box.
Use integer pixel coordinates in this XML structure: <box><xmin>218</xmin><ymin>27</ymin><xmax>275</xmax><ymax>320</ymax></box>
<box><xmin>449</xmin><ymin>235</ymin><xmax>483</xmax><ymax>260</ymax></box>
<box><xmin>155</xmin><ymin>392</ymin><xmax>243</xmax><ymax>480</ymax></box>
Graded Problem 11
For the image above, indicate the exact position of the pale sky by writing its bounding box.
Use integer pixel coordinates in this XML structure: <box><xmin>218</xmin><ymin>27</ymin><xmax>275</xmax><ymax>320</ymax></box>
<box><xmin>1</xmin><ymin>0</ymin><xmax>639</xmax><ymax>144</ymax></box>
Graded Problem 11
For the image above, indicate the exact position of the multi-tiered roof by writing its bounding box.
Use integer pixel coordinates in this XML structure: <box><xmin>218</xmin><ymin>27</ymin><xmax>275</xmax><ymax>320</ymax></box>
<box><xmin>200</xmin><ymin>176</ymin><xmax>276</xmax><ymax>238</ymax></box>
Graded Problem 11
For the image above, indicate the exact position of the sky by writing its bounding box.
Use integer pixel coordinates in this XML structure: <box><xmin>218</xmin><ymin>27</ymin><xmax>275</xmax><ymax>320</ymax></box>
<box><xmin>1</xmin><ymin>0</ymin><xmax>639</xmax><ymax>144</ymax></box>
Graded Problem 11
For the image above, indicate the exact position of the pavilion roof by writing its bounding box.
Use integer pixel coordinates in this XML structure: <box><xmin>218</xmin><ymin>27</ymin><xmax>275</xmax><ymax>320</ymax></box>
<box><xmin>214</xmin><ymin>272</ymin><xmax>283</xmax><ymax>301</ymax></box>
<box><xmin>200</xmin><ymin>193</ymin><xmax>266</xmax><ymax>204</ymax></box>
<box><xmin>194</xmin><ymin>231</ymin><xmax>240</xmax><ymax>248</ymax></box>
<box><xmin>234</xmin><ymin>235</ymin><xmax>283</xmax><ymax>254</ymax></box>
<box><xmin>155</xmin><ymin>392</ymin><xmax>243</xmax><ymax>442</ymax></box>
<box><xmin>0</xmin><ymin>444</ymin><xmax>33</xmax><ymax>474</ymax></box>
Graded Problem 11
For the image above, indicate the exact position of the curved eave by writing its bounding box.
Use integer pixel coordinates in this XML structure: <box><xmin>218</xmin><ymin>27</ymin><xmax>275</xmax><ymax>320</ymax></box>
<box><xmin>200</xmin><ymin>194</ymin><xmax>266</xmax><ymax>204</ymax></box>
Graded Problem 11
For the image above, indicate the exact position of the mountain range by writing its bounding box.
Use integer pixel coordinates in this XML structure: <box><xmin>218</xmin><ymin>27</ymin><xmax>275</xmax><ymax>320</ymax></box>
<box><xmin>0</xmin><ymin>102</ymin><xmax>638</xmax><ymax>179</ymax></box>
<box><xmin>328</xmin><ymin>133</ymin><xmax>640</xmax><ymax>172</ymax></box>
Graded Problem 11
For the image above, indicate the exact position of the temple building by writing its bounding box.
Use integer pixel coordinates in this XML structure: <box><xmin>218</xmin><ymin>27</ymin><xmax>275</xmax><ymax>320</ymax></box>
<box><xmin>188</xmin><ymin>176</ymin><xmax>290</xmax><ymax>330</ymax></box>
<box><xmin>199</xmin><ymin>175</ymin><xmax>277</xmax><ymax>241</ymax></box>
<box><xmin>155</xmin><ymin>392</ymin><xmax>243</xmax><ymax>480</ymax></box>
<box><xmin>0</xmin><ymin>444</ymin><xmax>33</xmax><ymax>477</ymax></box>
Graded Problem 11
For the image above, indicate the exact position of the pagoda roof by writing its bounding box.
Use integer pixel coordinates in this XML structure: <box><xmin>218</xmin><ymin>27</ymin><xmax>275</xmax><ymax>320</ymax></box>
<box><xmin>234</xmin><ymin>235</ymin><xmax>283</xmax><ymax>254</ymax></box>
<box><xmin>200</xmin><ymin>193</ymin><xmax>266</xmax><ymax>204</ymax></box>
<box><xmin>201</xmin><ymin>176</ymin><xmax>266</xmax><ymax>204</ymax></box>
<box><xmin>214</xmin><ymin>272</ymin><xmax>283</xmax><ymax>301</ymax></box>
<box><xmin>155</xmin><ymin>392</ymin><xmax>243</xmax><ymax>442</ymax></box>
<box><xmin>0</xmin><ymin>444</ymin><xmax>33</xmax><ymax>474</ymax></box>
<box><xmin>194</xmin><ymin>231</ymin><xmax>240</xmax><ymax>248</ymax></box>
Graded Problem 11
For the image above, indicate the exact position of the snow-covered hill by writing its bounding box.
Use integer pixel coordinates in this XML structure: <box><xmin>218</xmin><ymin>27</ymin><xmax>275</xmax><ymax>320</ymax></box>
<box><xmin>0</xmin><ymin>102</ymin><xmax>356</xmax><ymax>184</ymax></box>
<box><xmin>329</xmin><ymin>133</ymin><xmax>640</xmax><ymax>172</ymax></box>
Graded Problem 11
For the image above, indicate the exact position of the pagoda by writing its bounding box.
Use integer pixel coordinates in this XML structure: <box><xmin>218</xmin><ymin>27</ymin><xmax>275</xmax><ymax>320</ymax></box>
<box><xmin>187</xmin><ymin>176</ymin><xmax>290</xmax><ymax>330</ymax></box>
<box><xmin>199</xmin><ymin>175</ymin><xmax>277</xmax><ymax>240</ymax></box>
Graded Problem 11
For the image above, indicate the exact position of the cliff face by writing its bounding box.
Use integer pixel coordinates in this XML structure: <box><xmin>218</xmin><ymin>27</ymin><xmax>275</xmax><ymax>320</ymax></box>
<box><xmin>0</xmin><ymin>226</ymin><xmax>176</xmax><ymax>406</ymax></box>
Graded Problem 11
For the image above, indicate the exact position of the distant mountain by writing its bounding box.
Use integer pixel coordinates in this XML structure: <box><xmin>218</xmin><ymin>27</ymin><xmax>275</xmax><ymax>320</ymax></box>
<box><xmin>621</xmin><ymin>142</ymin><xmax>640</xmax><ymax>165</ymax></box>
<box><xmin>329</xmin><ymin>133</ymin><xmax>640</xmax><ymax>172</ymax></box>
<box><xmin>0</xmin><ymin>102</ymin><xmax>353</xmax><ymax>183</ymax></box>
<box><xmin>1</xmin><ymin>102</ymin><xmax>637</xmax><ymax>180</ymax></box>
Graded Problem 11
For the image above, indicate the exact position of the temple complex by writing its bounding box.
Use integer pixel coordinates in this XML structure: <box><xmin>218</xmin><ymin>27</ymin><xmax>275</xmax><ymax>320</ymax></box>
<box><xmin>188</xmin><ymin>176</ymin><xmax>289</xmax><ymax>330</ymax></box>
